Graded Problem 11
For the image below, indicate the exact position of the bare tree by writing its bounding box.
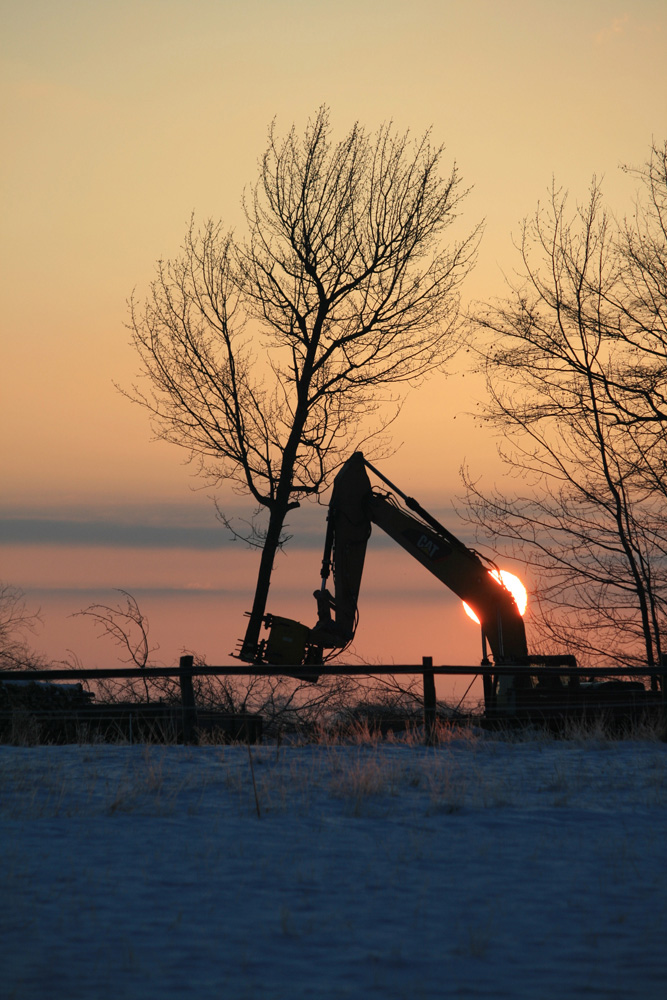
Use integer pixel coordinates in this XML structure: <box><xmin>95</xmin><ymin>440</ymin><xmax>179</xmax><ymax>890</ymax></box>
<box><xmin>128</xmin><ymin>107</ymin><xmax>479</xmax><ymax>659</ymax></box>
<box><xmin>0</xmin><ymin>582</ymin><xmax>42</xmax><ymax>671</ymax></box>
<box><xmin>73</xmin><ymin>589</ymin><xmax>366</xmax><ymax>735</ymax></box>
<box><xmin>73</xmin><ymin>590</ymin><xmax>155</xmax><ymax>701</ymax></box>
<box><xmin>598</xmin><ymin>141</ymin><xmax>667</xmax><ymax>501</ymax></box>
<box><xmin>464</xmin><ymin>143</ymin><xmax>667</xmax><ymax>674</ymax></box>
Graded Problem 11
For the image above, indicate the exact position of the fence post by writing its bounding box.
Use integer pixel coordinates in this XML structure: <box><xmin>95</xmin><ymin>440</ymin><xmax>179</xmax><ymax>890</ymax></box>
<box><xmin>179</xmin><ymin>655</ymin><xmax>198</xmax><ymax>745</ymax></box>
<box><xmin>423</xmin><ymin>656</ymin><xmax>436</xmax><ymax>746</ymax></box>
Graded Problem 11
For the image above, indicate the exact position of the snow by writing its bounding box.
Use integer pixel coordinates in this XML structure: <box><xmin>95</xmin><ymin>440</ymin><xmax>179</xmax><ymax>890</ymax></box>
<box><xmin>2</xmin><ymin>736</ymin><xmax>667</xmax><ymax>999</ymax></box>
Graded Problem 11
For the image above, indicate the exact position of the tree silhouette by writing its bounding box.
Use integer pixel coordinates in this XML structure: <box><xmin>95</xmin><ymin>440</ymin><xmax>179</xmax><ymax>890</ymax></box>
<box><xmin>128</xmin><ymin>108</ymin><xmax>479</xmax><ymax>660</ymax></box>
<box><xmin>465</xmin><ymin>141</ymin><xmax>667</xmax><ymax>675</ymax></box>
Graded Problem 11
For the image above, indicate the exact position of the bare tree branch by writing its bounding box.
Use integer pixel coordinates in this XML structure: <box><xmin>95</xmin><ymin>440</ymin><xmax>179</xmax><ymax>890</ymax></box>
<box><xmin>125</xmin><ymin>107</ymin><xmax>478</xmax><ymax>660</ymax></box>
<box><xmin>463</xmin><ymin>143</ymin><xmax>667</xmax><ymax>674</ymax></box>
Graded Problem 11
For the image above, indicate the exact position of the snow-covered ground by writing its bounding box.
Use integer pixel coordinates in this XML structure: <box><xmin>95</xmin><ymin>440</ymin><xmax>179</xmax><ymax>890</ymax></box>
<box><xmin>2</xmin><ymin>734</ymin><xmax>666</xmax><ymax>999</ymax></box>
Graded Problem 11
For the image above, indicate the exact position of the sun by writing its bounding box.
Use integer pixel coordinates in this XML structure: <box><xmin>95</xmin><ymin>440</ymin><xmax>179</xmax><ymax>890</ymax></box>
<box><xmin>463</xmin><ymin>569</ymin><xmax>527</xmax><ymax>624</ymax></box>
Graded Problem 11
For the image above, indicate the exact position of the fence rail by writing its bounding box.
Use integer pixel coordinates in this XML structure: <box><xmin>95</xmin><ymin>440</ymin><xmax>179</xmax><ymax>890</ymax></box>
<box><xmin>3</xmin><ymin>662</ymin><xmax>667</xmax><ymax>683</ymax></box>
<box><xmin>2</xmin><ymin>657</ymin><xmax>665</xmax><ymax>746</ymax></box>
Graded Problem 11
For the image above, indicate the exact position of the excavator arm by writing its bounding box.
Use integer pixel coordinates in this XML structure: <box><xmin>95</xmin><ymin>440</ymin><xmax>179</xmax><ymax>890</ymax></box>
<box><xmin>239</xmin><ymin>451</ymin><xmax>579</xmax><ymax>714</ymax></box>
<box><xmin>309</xmin><ymin>452</ymin><xmax>528</xmax><ymax>665</ymax></box>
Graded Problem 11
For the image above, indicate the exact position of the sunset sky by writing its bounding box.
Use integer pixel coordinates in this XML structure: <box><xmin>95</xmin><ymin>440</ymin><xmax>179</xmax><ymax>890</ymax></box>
<box><xmin>2</xmin><ymin>1</ymin><xmax>666</xmax><ymax>691</ymax></box>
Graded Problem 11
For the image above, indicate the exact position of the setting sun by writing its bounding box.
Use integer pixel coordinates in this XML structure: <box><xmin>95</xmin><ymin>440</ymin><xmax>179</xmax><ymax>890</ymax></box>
<box><xmin>463</xmin><ymin>569</ymin><xmax>528</xmax><ymax>624</ymax></box>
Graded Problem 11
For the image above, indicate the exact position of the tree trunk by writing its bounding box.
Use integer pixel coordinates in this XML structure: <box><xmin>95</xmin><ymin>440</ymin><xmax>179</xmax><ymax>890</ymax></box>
<box><xmin>239</xmin><ymin>332</ymin><xmax>321</xmax><ymax>662</ymax></box>
<box><xmin>239</xmin><ymin>503</ymin><xmax>289</xmax><ymax>661</ymax></box>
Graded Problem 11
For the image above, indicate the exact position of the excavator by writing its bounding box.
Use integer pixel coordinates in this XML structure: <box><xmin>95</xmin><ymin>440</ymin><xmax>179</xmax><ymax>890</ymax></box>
<box><xmin>238</xmin><ymin>451</ymin><xmax>659</xmax><ymax>723</ymax></box>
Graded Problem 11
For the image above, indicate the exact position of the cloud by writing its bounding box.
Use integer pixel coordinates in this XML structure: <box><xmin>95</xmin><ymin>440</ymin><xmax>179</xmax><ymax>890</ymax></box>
<box><xmin>25</xmin><ymin>585</ymin><xmax>244</xmax><ymax>599</ymax></box>
<box><xmin>594</xmin><ymin>13</ymin><xmax>630</xmax><ymax>46</ymax></box>
<box><xmin>0</xmin><ymin>501</ymin><xmax>327</xmax><ymax>550</ymax></box>
<box><xmin>0</xmin><ymin>513</ymin><xmax>394</xmax><ymax>550</ymax></box>
<box><xmin>0</xmin><ymin>517</ymin><xmax>228</xmax><ymax>550</ymax></box>
<box><xmin>0</xmin><ymin>499</ymin><xmax>473</xmax><ymax>551</ymax></box>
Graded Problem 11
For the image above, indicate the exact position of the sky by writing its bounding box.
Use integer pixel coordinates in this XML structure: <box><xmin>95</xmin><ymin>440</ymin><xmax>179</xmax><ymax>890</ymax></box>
<box><xmin>1</xmin><ymin>0</ymin><xmax>666</xmax><ymax>688</ymax></box>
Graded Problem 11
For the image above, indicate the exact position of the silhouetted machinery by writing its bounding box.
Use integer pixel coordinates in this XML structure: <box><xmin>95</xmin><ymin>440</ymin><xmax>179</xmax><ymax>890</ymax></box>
<box><xmin>238</xmin><ymin>452</ymin><xmax>660</xmax><ymax>722</ymax></box>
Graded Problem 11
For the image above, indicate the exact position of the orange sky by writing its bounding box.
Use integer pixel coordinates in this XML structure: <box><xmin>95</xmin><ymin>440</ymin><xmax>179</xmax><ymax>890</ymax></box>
<box><xmin>2</xmin><ymin>1</ymin><xmax>666</xmax><ymax>689</ymax></box>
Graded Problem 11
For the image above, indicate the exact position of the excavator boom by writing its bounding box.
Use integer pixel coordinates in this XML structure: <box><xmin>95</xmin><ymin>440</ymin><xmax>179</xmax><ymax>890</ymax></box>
<box><xmin>311</xmin><ymin>452</ymin><xmax>528</xmax><ymax>665</ymax></box>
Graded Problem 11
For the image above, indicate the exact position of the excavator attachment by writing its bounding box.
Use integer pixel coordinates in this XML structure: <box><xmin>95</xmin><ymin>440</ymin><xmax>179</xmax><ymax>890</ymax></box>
<box><xmin>262</xmin><ymin>615</ymin><xmax>311</xmax><ymax>666</ymax></box>
<box><xmin>247</xmin><ymin>614</ymin><xmax>323</xmax><ymax>682</ymax></box>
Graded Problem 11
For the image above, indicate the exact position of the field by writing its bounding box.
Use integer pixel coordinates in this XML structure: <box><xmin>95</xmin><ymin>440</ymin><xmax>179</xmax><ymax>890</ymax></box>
<box><xmin>2</xmin><ymin>732</ymin><xmax>667</xmax><ymax>999</ymax></box>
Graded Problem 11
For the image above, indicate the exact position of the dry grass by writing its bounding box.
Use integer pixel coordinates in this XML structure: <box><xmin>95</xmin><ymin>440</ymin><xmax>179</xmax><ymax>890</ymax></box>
<box><xmin>2</xmin><ymin>739</ymin><xmax>666</xmax><ymax>828</ymax></box>
<box><xmin>484</xmin><ymin>708</ymin><xmax>667</xmax><ymax>746</ymax></box>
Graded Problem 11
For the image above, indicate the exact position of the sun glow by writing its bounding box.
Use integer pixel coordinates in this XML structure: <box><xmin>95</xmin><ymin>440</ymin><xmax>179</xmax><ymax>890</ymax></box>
<box><xmin>463</xmin><ymin>569</ymin><xmax>528</xmax><ymax>624</ymax></box>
